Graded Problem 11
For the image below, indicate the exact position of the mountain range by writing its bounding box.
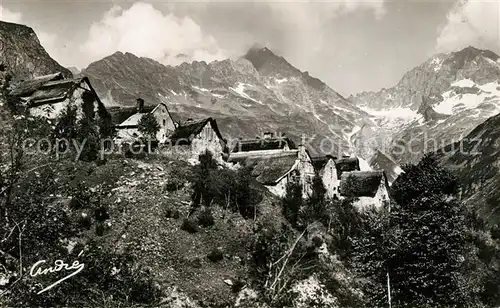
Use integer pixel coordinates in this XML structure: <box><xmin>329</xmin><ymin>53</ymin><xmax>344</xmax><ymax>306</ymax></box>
<box><xmin>351</xmin><ymin>46</ymin><xmax>500</xmax><ymax>165</ymax></box>
<box><xmin>1</xmin><ymin>20</ymin><xmax>499</xmax><ymax>223</ymax></box>
<box><xmin>82</xmin><ymin>46</ymin><xmax>372</xmax><ymax>157</ymax></box>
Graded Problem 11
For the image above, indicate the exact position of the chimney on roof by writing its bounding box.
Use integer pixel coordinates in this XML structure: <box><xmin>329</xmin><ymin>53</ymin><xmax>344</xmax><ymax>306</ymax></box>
<box><xmin>136</xmin><ymin>98</ymin><xmax>144</xmax><ymax>113</ymax></box>
<box><xmin>263</xmin><ymin>132</ymin><xmax>273</xmax><ymax>139</ymax></box>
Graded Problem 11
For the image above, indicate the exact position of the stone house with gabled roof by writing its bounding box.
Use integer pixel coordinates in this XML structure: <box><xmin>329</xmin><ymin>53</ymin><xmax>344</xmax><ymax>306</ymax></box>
<box><xmin>339</xmin><ymin>170</ymin><xmax>390</xmax><ymax>209</ymax></box>
<box><xmin>115</xmin><ymin>98</ymin><xmax>177</xmax><ymax>144</ymax></box>
<box><xmin>167</xmin><ymin>117</ymin><xmax>226</xmax><ymax>163</ymax></box>
<box><xmin>311</xmin><ymin>155</ymin><xmax>340</xmax><ymax>199</ymax></box>
<box><xmin>309</xmin><ymin>156</ymin><xmax>362</xmax><ymax>200</ymax></box>
<box><xmin>237</xmin><ymin>151</ymin><xmax>299</xmax><ymax>197</ymax></box>
<box><xmin>9</xmin><ymin>72</ymin><xmax>109</xmax><ymax>122</ymax></box>
<box><xmin>228</xmin><ymin>138</ymin><xmax>315</xmax><ymax>198</ymax></box>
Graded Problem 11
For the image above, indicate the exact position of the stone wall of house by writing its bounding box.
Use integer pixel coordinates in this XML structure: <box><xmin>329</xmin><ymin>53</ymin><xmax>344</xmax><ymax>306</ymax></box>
<box><xmin>190</xmin><ymin>121</ymin><xmax>225</xmax><ymax>163</ymax></box>
<box><xmin>297</xmin><ymin>145</ymin><xmax>315</xmax><ymax>197</ymax></box>
<box><xmin>321</xmin><ymin>159</ymin><xmax>340</xmax><ymax>199</ymax></box>
<box><xmin>266</xmin><ymin>177</ymin><xmax>288</xmax><ymax>198</ymax></box>
<box><xmin>30</xmin><ymin>82</ymin><xmax>92</xmax><ymax>119</ymax></box>
<box><xmin>353</xmin><ymin>178</ymin><xmax>390</xmax><ymax>210</ymax></box>
<box><xmin>151</xmin><ymin>104</ymin><xmax>176</xmax><ymax>142</ymax></box>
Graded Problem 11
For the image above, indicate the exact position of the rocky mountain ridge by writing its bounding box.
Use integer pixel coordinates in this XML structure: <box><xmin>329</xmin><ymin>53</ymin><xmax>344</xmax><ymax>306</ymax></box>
<box><xmin>352</xmin><ymin>46</ymin><xmax>500</xmax><ymax>165</ymax></box>
<box><xmin>435</xmin><ymin>111</ymin><xmax>500</xmax><ymax>225</ymax></box>
<box><xmin>351</xmin><ymin>46</ymin><xmax>500</xmax><ymax>111</ymax></box>
<box><xmin>0</xmin><ymin>21</ymin><xmax>72</xmax><ymax>82</ymax></box>
<box><xmin>83</xmin><ymin>46</ymin><xmax>373</xmax><ymax>156</ymax></box>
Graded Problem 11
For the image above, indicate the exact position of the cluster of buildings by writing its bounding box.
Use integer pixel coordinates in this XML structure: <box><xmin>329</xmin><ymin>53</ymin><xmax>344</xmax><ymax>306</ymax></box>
<box><xmin>9</xmin><ymin>72</ymin><xmax>390</xmax><ymax>208</ymax></box>
<box><xmin>227</xmin><ymin>133</ymin><xmax>390</xmax><ymax>208</ymax></box>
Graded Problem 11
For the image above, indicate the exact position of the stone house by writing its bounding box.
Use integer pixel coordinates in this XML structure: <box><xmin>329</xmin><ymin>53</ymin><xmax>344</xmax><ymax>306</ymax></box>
<box><xmin>167</xmin><ymin>117</ymin><xmax>226</xmax><ymax>163</ymax></box>
<box><xmin>115</xmin><ymin>98</ymin><xmax>177</xmax><ymax>144</ymax></box>
<box><xmin>228</xmin><ymin>138</ymin><xmax>315</xmax><ymax>198</ymax></box>
<box><xmin>312</xmin><ymin>155</ymin><xmax>339</xmax><ymax>199</ymax></box>
<box><xmin>311</xmin><ymin>156</ymin><xmax>361</xmax><ymax>199</ymax></box>
<box><xmin>339</xmin><ymin>170</ymin><xmax>390</xmax><ymax>209</ymax></box>
<box><xmin>9</xmin><ymin>72</ymin><xmax>109</xmax><ymax>122</ymax></box>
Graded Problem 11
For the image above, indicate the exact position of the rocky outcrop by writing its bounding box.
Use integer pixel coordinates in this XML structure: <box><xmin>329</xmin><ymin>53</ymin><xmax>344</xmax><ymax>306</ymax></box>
<box><xmin>417</xmin><ymin>96</ymin><xmax>448</xmax><ymax>123</ymax></box>
<box><xmin>351</xmin><ymin>46</ymin><xmax>500</xmax><ymax>166</ymax></box>
<box><xmin>0</xmin><ymin>21</ymin><xmax>72</xmax><ymax>82</ymax></box>
<box><xmin>435</xmin><ymin>112</ymin><xmax>500</xmax><ymax>226</ymax></box>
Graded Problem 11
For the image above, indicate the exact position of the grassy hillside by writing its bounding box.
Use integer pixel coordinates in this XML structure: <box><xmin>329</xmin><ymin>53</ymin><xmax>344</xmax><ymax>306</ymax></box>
<box><xmin>0</xmin><ymin>153</ymin><xmax>282</xmax><ymax>307</ymax></box>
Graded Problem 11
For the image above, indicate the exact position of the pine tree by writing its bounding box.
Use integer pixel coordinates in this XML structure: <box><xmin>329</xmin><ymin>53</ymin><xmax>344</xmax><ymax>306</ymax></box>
<box><xmin>137</xmin><ymin>113</ymin><xmax>160</xmax><ymax>140</ymax></box>
<box><xmin>191</xmin><ymin>150</ymin><xmax>218</xmax><ymax>209</ymax></box>
<box><xmin>298</xmin><ymin>173</ymin><xmax>329</xmax><ymax>229</ymax></box>
<box><xmin>282</xmin><ymin>175</ymin><xmax>303</xmax><ymax>229</ymax></box>
<box><xmin>388</xmin><ymin>155</ymin><xmax>473</xmax><ymax>307</ymax></box>
<box><xmin>352</xmin><ymin>154</ymin><xmax>477</xmax><ymax>308</ymax></box>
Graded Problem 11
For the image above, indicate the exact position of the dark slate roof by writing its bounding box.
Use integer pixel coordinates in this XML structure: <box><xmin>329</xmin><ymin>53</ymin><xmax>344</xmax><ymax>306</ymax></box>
<box><xmin>108</xmin><ymin>105</ymin><xmax>166</xmax><ymax>125</ymax></box>
<box><xmin>339</xmin><ymin>171</ymin><xmax>387</xmax><ymax>198</ymax></box>
<box><xmin>9</xmin><ymin>72</ymin><xmax>64</xmax><ymax>97</ymax></box>
<box><xmin>9</xmin><ymin>74</ymin><xmax>100</xmax><ymax>108</ymax></box>
<box><xmin>231</xmin><ymin>136</ymin><xmax>296</xmax><ymax>153</ymax></box>
<box><xmin>335</xmin><ymin>157</ymin><xmax>360</xmax><ymax>178</ymax></box>
<box><xmin>27</xmin><ymin>79</ymin><xmax>79</xmax><ymax>106</ymax></box>
<box><xmin>169</xmin><ymin>118</ymin><xmax>224</xmax><ymax>145</ymax></box>
<box><xmin>237</xmin><ymin>151</ymin><xmax>298</xmax><ymax>185</ymax></box>
<box><xmin>311</xmin><ymin>155</ymin><xmax>336</xmax><ymax>172</ymax></box>
<box><xmin>116</xmin><ymin>103</ymin><xmax>176</xmax><ymax>129</ymax></box>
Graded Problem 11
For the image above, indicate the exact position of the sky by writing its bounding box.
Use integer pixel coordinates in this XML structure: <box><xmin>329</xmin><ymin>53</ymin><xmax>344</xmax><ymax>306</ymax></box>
<box><xmin>1</xmin><ymin>0</ymin><xmax>499</xmax><ymax>96</ymax></box>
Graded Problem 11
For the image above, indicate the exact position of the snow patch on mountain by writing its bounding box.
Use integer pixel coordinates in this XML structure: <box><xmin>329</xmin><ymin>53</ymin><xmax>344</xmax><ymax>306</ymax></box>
<box><xmin>431</xmin><ymin>57</ymin><xmax>443</xmax><ymax>72</ymax></box>
<box><xmin>363</xmin><ymin>107</ymin><xmax>418</xmax><ymax>120</ymax></box>
<box><xmin>361</xmin><ymin>106</ymin><xmax>419</xmax><ymax>129</ymax></box>
<box><xmin>192</xmin><ymin>85</ymin><xmax>210</xmax><ymax>92</ymax></box>
<box><xmin>451</xmin><ymin>79</ymin><xmax>475</xmax><ymax>88</ymax></box>
<box><xmin>435</xmin><ymin>80</ymin><xmax>500</xmax><ymax>115</ymax></box>
<box><xmin>229</xmin><ymin>82</ymin><xmax>263</xmax><ymax>105</ymax></box>
<box><xmin>330</xmin><ymin>103</ymin><xmax>357</xmax><ymax>114</ymax></box>
<box><xmin>345</xmin><ymin>125</ymin><xmax>361</xmax><ymax>152</ymax></box>
<box><xmin>484</xmin><ymin>56</ymin><xmax>500</xmax><ymax>67</ymax></box>
<box><xmin>275</xmin><ymin>77</ymin><xmax>288</xmax><ymax>84</ymax></box>
<box><xmin>159</xmin><ymin>93</ymin><xmax>179</xmax><ymax>105</ymax></box>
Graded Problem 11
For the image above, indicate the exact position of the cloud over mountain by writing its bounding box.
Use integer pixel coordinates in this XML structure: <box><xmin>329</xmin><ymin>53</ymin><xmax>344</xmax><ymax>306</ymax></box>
<box><xmin>80</xmin><ymin>2</ymin><xmax>227</xmax><ymax>67</ymax></box>
<box><xmin>436</xmin><ymin>0</ymin><xmax>500</xmax><ymax>54</ymax></box>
